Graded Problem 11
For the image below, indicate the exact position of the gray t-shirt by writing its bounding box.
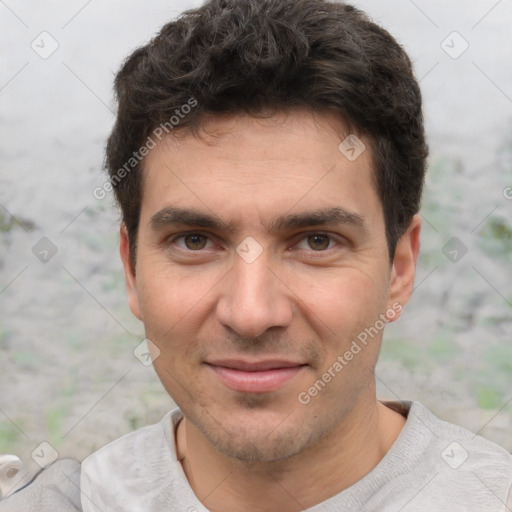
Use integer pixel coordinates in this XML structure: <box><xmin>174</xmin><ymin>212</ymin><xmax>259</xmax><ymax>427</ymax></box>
<box><xmin>80</xmin><ymin>401</ymin><xmax>512</xmax><ymax>511</ymax></box>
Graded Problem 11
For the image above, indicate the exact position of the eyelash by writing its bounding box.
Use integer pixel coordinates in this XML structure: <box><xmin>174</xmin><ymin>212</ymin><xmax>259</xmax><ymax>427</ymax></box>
<box><xmin>166</xmin><ymin>231</ymin><xmax>344</xmax><ymax>254</ymax></box>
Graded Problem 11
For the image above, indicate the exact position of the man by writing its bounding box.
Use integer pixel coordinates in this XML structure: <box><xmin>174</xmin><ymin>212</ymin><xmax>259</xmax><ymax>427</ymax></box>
<box><xmin>1</xmin><ymin>0</ymin><xmax>511</xmax><ymax>510</ymax></box>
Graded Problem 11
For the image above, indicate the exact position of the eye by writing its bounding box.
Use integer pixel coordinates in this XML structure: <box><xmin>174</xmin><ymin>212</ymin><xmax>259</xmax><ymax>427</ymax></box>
<box><xmin>296</xmin><ymin>233</ymin><xmax>337</xmax><ymax>251</ymax></box>
<box><xmin>173</xmin><ymin>233</ymin><xmax>213</xmax><ymax>251</ymax></box>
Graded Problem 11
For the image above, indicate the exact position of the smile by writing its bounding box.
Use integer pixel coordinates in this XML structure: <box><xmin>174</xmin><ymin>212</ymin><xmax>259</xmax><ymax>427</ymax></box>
<box><xmin>206</xmin><ymin>360</ymin><xmax>307</xmax><ymax>393</ymax></box>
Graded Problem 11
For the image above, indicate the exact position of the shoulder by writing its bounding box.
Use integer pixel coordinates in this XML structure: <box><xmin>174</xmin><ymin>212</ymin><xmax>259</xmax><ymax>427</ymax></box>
<box><xmin>80</xmin><ymin>408</ymin><xmax>184</xmax><ymax>511</ymax></box>
<box><xmin>0</xmin><ymin>459</ymin><xmax>82</xmax><ymax>512</ymax></box>
<box><xmin>407</xmin><ymin>400</ymin><xmax>512</xmax><ymax>466</ymax></box>
<box><xmin>84</xmin><ymin>408</ymin><xmax>178</xmax><ymax>462</ymax></box>
<box><xmin>388</xmin><ymin>401</ymin><xmax>512</xmax><ymax>511</ymax></box>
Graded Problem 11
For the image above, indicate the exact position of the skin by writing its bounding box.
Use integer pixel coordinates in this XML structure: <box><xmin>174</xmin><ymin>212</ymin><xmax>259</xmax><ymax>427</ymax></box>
<box><xmin>120</xmin><ymin>109</ymin><xmax>421</xmax><ymax>511</ymax></box>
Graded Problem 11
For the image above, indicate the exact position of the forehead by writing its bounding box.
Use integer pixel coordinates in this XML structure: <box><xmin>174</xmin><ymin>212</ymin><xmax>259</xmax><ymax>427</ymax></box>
<box><xmin>139</xmin><ymin>109</ymin><xmax>381</xmax><ymax>229</ymax></box>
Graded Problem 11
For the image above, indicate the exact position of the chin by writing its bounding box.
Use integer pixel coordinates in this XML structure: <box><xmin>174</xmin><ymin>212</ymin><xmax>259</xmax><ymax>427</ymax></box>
<box><xmin>192</xmin><ymin>402</ymin><xmax>325</xmax><ymax>463</ymax></box>
<box><xmin>207</xmin><ymin>424</ymin><xmax>308</xmax><ymax>463</ymax></box>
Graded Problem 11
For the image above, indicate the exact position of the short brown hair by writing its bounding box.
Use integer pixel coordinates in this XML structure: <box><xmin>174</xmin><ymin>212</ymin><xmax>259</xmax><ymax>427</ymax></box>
<box><xmin>106</xmin><ymin>0</ymin><xmax>428</xmax><ymax>271</ymax></box>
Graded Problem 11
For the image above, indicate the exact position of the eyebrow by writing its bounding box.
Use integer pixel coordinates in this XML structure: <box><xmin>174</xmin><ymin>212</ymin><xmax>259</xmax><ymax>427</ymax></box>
<box><xmin>149</xmin><ymin>206</ymin><xmax>367</xmax><ymax>234</ymax></box>
<box><xmin>150</xmin><ymin>207</ymin><xmax>234</xmax><ymax>231</ymax></box>
<box><xmin>269</xmin><ymin>207</ymin><xmax>367</xmax><ymax>233</ymax></box>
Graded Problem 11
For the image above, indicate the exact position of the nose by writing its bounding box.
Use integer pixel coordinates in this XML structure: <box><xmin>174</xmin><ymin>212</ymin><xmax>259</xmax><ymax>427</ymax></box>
<box><xmin>216</xmin><ymin>250</ymin><xmax>293</xmax><ymax>339</ymax></box>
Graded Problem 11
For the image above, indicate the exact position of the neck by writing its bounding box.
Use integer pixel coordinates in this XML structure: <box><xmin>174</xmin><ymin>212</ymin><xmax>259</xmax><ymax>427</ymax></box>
<box><xmin>176</xmin><ymin>397</ymin><xmax>406</xmax><ymax>512</ymax></box>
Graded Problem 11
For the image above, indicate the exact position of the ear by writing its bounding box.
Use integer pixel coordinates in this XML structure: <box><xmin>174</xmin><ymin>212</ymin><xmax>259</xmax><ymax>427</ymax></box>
<box><xmin>120</xmin><ymin>224</ymin><xmax>143</xmax><ymax>321</ymax></box>
<box><xmin>386</xmin><ymin>214</ymin><xmax>421</xmax><ymax>322</ymax></box>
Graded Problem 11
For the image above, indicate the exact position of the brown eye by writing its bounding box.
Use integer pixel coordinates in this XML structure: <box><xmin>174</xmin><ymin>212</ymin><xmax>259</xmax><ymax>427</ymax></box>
<box><xmin>184</xmin><ymin>234</ymin><xmax>208</xmax><ymax>250</ymax></box>
<box><xmin>307</xmin><ymin>234</ymin><xmax>331</xmax><ymax>251</ymax></box>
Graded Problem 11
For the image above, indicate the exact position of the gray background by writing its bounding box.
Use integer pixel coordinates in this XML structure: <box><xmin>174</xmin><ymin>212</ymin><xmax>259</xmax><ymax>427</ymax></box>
<box><xmin>1</xmin><ymin>0</ymin><xmax>511</xmax><ymax>470</ymax></box>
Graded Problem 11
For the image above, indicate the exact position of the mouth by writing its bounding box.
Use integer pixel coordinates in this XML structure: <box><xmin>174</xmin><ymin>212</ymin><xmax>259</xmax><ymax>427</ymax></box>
<box><xmin>205</xmin><ymin>359</ymin><xmax>308</xmax><ymax>393</ymax></box>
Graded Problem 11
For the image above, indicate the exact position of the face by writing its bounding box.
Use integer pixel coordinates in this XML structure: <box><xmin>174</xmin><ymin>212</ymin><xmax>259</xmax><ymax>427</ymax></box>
<box><xmin>120</xmin><ymin>109</ymin><xmax>420</xmax><ymax>462</ymax></box>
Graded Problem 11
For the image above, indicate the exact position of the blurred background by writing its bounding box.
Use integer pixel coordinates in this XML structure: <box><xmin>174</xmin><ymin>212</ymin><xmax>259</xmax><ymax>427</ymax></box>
<box><xmin>1</xmin><ymin>0</ymin><xmax>511</xmax><ymax>471</ymax></box>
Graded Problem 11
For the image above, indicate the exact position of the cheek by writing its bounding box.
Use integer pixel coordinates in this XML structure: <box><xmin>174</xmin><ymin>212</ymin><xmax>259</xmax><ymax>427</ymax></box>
<box><xmin>137</xmin><ymin>261</ymin><xmax>219</xmax><ymax>333</ymax></box>
<box><xmin>138</xmin><ymin>268</ymin><xmax>210</xmax><ymax>396</ymax></box>
<box><xmin>295</xmin><ymin>267</ymin><xmax>388</xmax><ymax>335</ymax></box>
<box><xmin>135</xmin><ymin>263</ymin><xmax>227</xmax><ymax>386</ymax></box>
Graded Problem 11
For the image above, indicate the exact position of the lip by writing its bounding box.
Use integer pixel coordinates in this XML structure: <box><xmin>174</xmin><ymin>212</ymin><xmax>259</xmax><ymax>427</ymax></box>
<box><xmin>206</xmin><ymin>359</ymin><xmax>307</xmax><ymax>393</ymax></box>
